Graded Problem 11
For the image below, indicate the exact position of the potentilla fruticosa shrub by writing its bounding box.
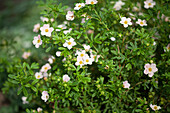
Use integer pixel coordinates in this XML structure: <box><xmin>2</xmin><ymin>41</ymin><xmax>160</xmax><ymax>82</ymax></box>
<box><xmin>3</xmin><ymin>0</ymin><xmax>170</xmax><ymax>113</ymax></box>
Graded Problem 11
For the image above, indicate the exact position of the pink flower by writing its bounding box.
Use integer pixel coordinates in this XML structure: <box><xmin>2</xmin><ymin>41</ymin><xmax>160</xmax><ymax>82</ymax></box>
<box><xmin>22</xmin><ymin>52</ymin><xmax>31</xmax><ymax>59</ymax></box>
<box><xmin>32</xmin><ymin>35</ymin><xmax>42</xmax><ymax>48</ymax></box>
<box><xmin>85</xmin><ymin>0</ymin><xmax>98</xmax><ymax>5</ymax></box>
<box><xmin>144</xmin><ymin>63</ymin><xmax>158</xmax><ymax>77</ymax></box>
<box><xmin>40</xmin><ymin>24</ymin><xmax>54</xmax><ymax>37</ymax></box>
<box><xmin>33</xmin><ymin>23</ymin><xmax>40</xmax><ymax>32</ymax></box>
<box><xmin>63</xmin><ymin>74</ymin><xmax>70</xmax><ymax>82</ymax></box>
<box><xmin>150</xmin><ymin>104</ymin><xmax>161</xmax><ymax>111</ymax></box>
<box><xmin>136</xmin><ymin>19</ymin><xmax>147</xmax><ymax>26</ymax></box>
<box><xmin>123</xmin><ymin>81</ymin><xmax>130</xmax><ymax>89</ymax></box>
<box><xmin>66</xmin><ymin>11</ymin><xmax>74</xmax><ymax>21</ymax></box>
<box><xmin>40</xmin><ymin>63</ymin><xmax>51</xmax><ymax>73</ymax></box>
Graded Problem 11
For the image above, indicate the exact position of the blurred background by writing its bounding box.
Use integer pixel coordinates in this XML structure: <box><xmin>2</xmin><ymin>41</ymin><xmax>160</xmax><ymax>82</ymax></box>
<box><xmin>0</xmin><ymin>0</ymin><xmax>77</xmax><ymax>112</ymax></box>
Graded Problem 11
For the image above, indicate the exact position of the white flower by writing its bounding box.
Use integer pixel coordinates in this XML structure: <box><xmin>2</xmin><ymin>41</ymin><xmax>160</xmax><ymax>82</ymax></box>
<box><xmin>120</xmin><ymin>17</ymin><xmax>132</xmax><ymax>28</ymax></box>
<box><xmin>110</xmin><ymin>37</ymin><xmax>116</xmax><ymax>41</ymax></box>
<box><xmin>33</xmin><ymin>23</ymin><xmax>40</xmax><ymax>33</ymax></box>
<box><xmin>22</xmin><ymin>96</ymin><xmax>29</xmax><ymax>104</ymax></box>
<box><xmin>63</xmin><ymin>38</ymin><xmax>76</xmax><ymax>50</ymax></box>
<box><xmin>63</xmin><ymin>28</ymin><xmax>72</xmax><ymax>34</ymax></box>
<box><xmin>40</xmin><ymin>24</ymin><xmax>54</xmax><ymax>37</ymax></box>
<box><xmin>150</xmin><ymin>104</ymin><xmax>161</xmax><ymax>111</ymax></box>
<box><xmin>40</xmin><ymin>17</ymin><xmax>49</xmax><ymax>22</ymax></box>
<box><xmin>56</xmin><ymin>24</ymin><xmax>67</xmax><ymax>31</ymax></box>
<box><xmin>48</xmin><ymin>56</ymin><xmax>55</xmax><ymax>64</ymax></box>
<box><xmin>144</xmin><ymin>0</ymin><xmax>156</xmax><ymax>9</ymax></box>
<box><xmin>153</xmin><ymin>41</ymin><xmax>156</xmax><ymax>45</ymax></box>
<box><xmin>113</xmin><ymin>0</ymin><xmax>125</xmax><ymax>11</ymax></box>
<box><xmin>85</xmin><ymin>0</ymin><xmax>98</xmax><ymax>5</ymax></box>
<box><xmin>37</xmin><ymin>107</ymin><xmax>43</xmax><ymax>112</ymax></box>
<box><xmin>32</xmin><ymin>35</ymin><xmax>42</xmax><ymax>48</ymax></box>
<box><xmin>81</xmin><ymin>18</ymin><xmax>86</xmax><ymax>23</ymax></box>
<box><xmin>40</xmin><ymin>63</ymin><xmax>51</xmax><ymax>73</ymax></box>
<box><xmin>123</xmin><ymin>81</ymin><xmax>130</xmax><ymax>89</ymax></box>
<box><xmin>144</xmin><ymin>63</ymin><xmax>158</xmax><ymax>77</ymax></box>
<box><xmin>84</xmin><ymin>56</ymin><xmax>93</xmax><ymax>65</ymax></box>
<box><xmin>50</xmin><ymin>18</ymin><xmax>54</xmax><ymax>22</ymax></box>
<box><xmin>75</xmin><ymin>57</ymin><xmax>84</xmax><ymax>68</ymax></box>
<box><xmin>66</xmin><ymin>11</ymin><xmax>74</xmax><ymax>21</ymax></box>
<box><xmin>90</xmin><ymin>54</ymin><xmax>100</xmax><ymax>62</ymax></box>
<box><xmin>41</xmin><ymin>91</ymin><xmax>49</xmax><ymax>102</ymax></box>
<box><xmin>83</xmin><ymin>44</ymin><xmax>90</xmax><ymax>52</ymax></box>
<box><xmin>77</xmin><ymin>50</ymin><xmax>87</xmax><ymax>59</ymax></box>
<box><xmin>56</xmin><ymin>51</ymin><xmax>61</xmax><ymax>57</ymax></box>
<box><xmin>62</xmin><ymin>57</ymin><xmax>66</xmax><ymax>62</ymax></box>
<box><xmin>63</xmin><ymin>74</ymin><xmax>70</xmax><ymax>82</ymax></box>
<box><xmin>22</xmin><ymin>52</ymin><xmax>31</xmax><ymax>59</ymax></box>
<box><xmin>35</xmin><ymin>72</ymin><xmax>43</xmax><ymax>79</ymax></box>
<box><xmin>165</xmin><ymin>43</ymin><xmax>170</xmax><ymax>52</ymax></box>
<box><xmin>136</xmin><ymin>19</ymin><xmax>147</xmax><ymax>26</ymax></box>
<box><xmin>74</xmin><ymin>3</ymin><xmax>85</xmax><ymax>10</ymax></box>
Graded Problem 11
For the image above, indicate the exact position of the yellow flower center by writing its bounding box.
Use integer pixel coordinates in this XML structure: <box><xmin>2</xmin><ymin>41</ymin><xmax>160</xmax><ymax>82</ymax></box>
<box><xmin>86</xmin><ymin>59</ymin><xmax>89</xmax><ymax>62</ymax></box>
<box><xmin>123</xmin><ymin>84</ymin><xmax>125</xmax><ymax>88</ymax></box>
<box><xmin>148</xmin><ymin>3</ymin><xmax>152</xmax><ymax>6</ymax></box>
<box><xmin>154</xmin><ymin>106</ymin><xmax>158</xmax><ymax>110</ymax></box>
<box><xmin>124</xmin><ymin>20</ymin><xmax>128</xmax><ymax>24</ymax></box>
<box><xmin>68</xmin><ymin>42</ymin><xmax>72</xmax><ymax>45</ymax></box>
<box><xmin>93</xmin><ymin>56</ymin><xmax>96</xmax><ymax>59</ymax></box>
<box><xmin>79</xmin><ymin>61</ymin><xmax>83</xmax><ymax>64</ymax></box>
<box><xmin>45</xmin><ymin>29</ymin><xmax>49</xmax><ymax>32</ymax></box>
<box><xmin>140</xmin><ymin>21</ymin><xmax>144</xmax><ymax>25</ymax></box>
<box><xmin>148</xmin><ymin>67</ymin><xmax>152</xmax><ymax>72</ymax></box>
<box><xmin>168</xmin><ymin>47</ymin><xmax>170</xmax><ymax>50</ymax></box>
<box><xmin>91</xmin><ymin>1</ymin><xmax>94</xmax><ymax>4</ymax></box>
<box><xmin>37</xmin><ymin>39</ymin><xmax>41</xmax><ymax>43</ymax></box>
<box><xmin>78</xmin><ymin>5</ymin><xmax>81</xmax><ymax>7</ymax></box>
<box><xmin>44</xmin><ymin>67</ymin><xmax>48</xmax><ymax>70</ymax></box>
<box><xmin>37</xmin><ymin>75</ymin><xmax>41</xmax><ymax>78</ymax></box>
<box><xmin>80</xmin><ymin>54</ymin><xmax>84</xmax><ymax>57</ymax></box>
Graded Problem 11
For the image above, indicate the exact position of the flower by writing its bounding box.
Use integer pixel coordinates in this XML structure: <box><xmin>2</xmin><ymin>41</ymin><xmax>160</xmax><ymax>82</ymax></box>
<box><xmin>37</xmin><ymin>107</ymin><xmax>43</xmax><ymax>112</ymax></box>
<box><xmin>63</xmin><ymin>38</ymin><xmax>76</xmax><ymax>50</ymax></box>
<box><xmin>63</xmin><ymin>28</ymin><xmax>72</xmax><ymax>34</ymax></box>
<box><xmin>48</xmin><ymin>56</ymin><xmax>55</xmax><ymax>64</ymax></box>
<box><xmin>40</xmin><ymin>17</ymin><xmax>49</xmax><ymax>22</ymax></box>
<box><xmin>22</xmin><ymin>52</ymin><xmax>31</xmax><ymax>59</ymax></box>
<box><xmin>66</xmin><ymin>11</ymin><xmax>74</xmax><ymax>21</ymax></box>
<box><xmin>81</xmin><ymin>18</ymin><xmax>86</xmax><ymax>23</ymax></box>
<box><xmin>83</xmin><ymin>44</ymin><xmax>91</xmax><ymax>52</ymax></box>
<box><xmin>22</xmin><ymin>96</ymin><xmax>29</xmax><ymax>104</ymax></box>
<box><xmin>165</xmin><ymin>43</ymin><xmax>170</xmax><ymax>52</ymax></box>
<box><xmin>40</xmin><ymin>63</ymin><xmax>51</xmax><ymax>73</ymax></box>
<box><xmin>33</xmin><ymin>23</ymin><xmax>40</xmax><ymax>32</ymax></box>
<box><xmin>74</xmin><ymin>3</ymin><xmax>85</xmax><ymax>10</ymax></box>
<box><xmin>56</xmin><ymin>51</ymin><xmax>61</xmax><ymax>57</ymax></box>
<box><xmin>35</xmin><ymin>72</ymin><xmax>43</xmax><ymax>79</ymax></box>
<box><xmin>110</xmin><ymin>37</ymin><xmax>116</xmax><ymax>41</ymax></box>
<box><xmin>136</xmin><ymin>19</ymin><xmax>147</xmax><ymax>26</ymax></box>
<box><xmin>150</xmin><ymin>104</ymin><xmax>161</xmax><ymax>111</ymax></box>
<box><xmin>56</xmin><ymin>24</ymin><xmax>67</xmax><ymax>31</ymax></box>
<box><xmin>63</xmin><ymin>74</ymin><xmax>70</xmax><ymax>82</ymax></box>
<box><xmin>120</xmin><ymin>17</ymin><xmax>132</xmax><ymax>28</ymax></box>
<box><xmin>75</xmin><ymin>57</ymin><xmax>84</xmax><ymax>68</ymax></box>
<box><xmin>90</xmin><ymin>54</ymin><xmax>100</xmax><ymax>62</ymax></box>
<box><xmin>144</xmin><ymin>63</ymin><xmax>158</xmax><ymax>77</ymax></box>
<box><xmin>50</xmin><ymin>18</ymin><xmax>54</xmax><ymax>22</ymax></box>
<box><xmin>77</xmin><ymin>50</ymin><xmax>87</xmax><ymax>59</ymax></box>
<box><xmin>113</xmin><ymin>0</ymin><xmax>125</xmax><ymax>11</ymax></box>
<box><xmin>144</xmin><ymin>0</ymin><xmax>156</xmax><ymax>9</ymax></box>
<box><xmin>85</xmin><ymin>0</ymin><xmax>98</xmax><ymax>5</ymax></box>
<box><xmin>40</xmin><ymin>24</ymin><xmax>54</xmax><ymax>37</ymax></box>
<box><xmin>87</xmin><ymin>29</ymin><xmax>94</xmax><ymax>34</ymax></box>
<box><xmin>84</xmin><ymin>56</ymin><xmax>93</xmax><ymax>65</ymax></box>
<box><xmin>32</xmin><ymin>35</ymin><xmax>42</xmax><ymax>48</ymax></box>
<box><xmin>41</xmin><ymin>91</ymin><xmax>49</xmax><ymax>102</ymax></box>
<box><xmin>123</xmin><ymin>81</ymin><xmax>130</xmax><ymax>89</ymax></box>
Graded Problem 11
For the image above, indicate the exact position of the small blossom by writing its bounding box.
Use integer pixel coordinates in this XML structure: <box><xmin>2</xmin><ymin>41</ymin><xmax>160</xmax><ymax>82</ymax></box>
<box><xmin>83</xmin><ymin>44</ymin><xmax>91</xmax><ymax>52</ymax></box>
<box><xmin>50</xmin><ymin>18</ymin><xmax>54</xmax><ymax>22</ymax></box>
<box><xmin>136</xmin><ymin>19</ymin><xmax>147</xmax><ymax>26</ymax></box>
<box><xmin>85</xmin><ymin>0</ymin><xmax>98</xmax><ymax>5</ymax></box>
<box><xmin>22</xmin><ymin>96</ymin><xmax>29</xmax><ymax>104</ymax></box>
<box><xmin>56</xmin><ymin>24</ymin><xmax>67</xmax><ymax>31</ymax></box>
<box><xmin>165</xmin><ymin>43</ymin><xmax>170</xmax><ymax>52</ymax></box>
<box><xmin>123</xmin><ymin>81</ymin><xmax>130</xmax><ymax>89</ymax></box>
<box><xmin>120</xmin><ymin>17</ymin><xmax>132</xmax><ymax>28</ymax></box>
<box><xmin>90</xmin><ymin>54</ymin><xmax>100</xmax><ymax>62</ymax></box>
<box><xmin>110</xmin><ymin>37</ymin><xmax>116</xmax><ymax>41</ymax></box>
<box><xmin>32</xmin><ymin>35</ymin><xmax>42</xmax><ymax>48</ymax></box>
<box><xmin>40</xmin><ymin>63</ymin><xmax>51</xmax><ymax>73</ymax></box>
<box><xmin>84</xmin><ymin>56</ymin><xmax>93</xmax><ymax>65</ymax></box>
<box><xmin>66</xmin><ymin>11</ymin><xmax>74</xmax><ymax>21</ymax></box>
<box><xmin>81</xmin><ymin>18</ymin><xmax>86</xmax><ymax>23</ymax></box>
<box><xmin>37</xmin><ymin>107</ymin><xmax>43</xmax><ymax>112</ymax></box>
<box><xmin>56</xmin><ymin>51</ymin><xmax>61</xmax><ymax>57</ymax></box>
<box><xmin>63</xmin><ymin>74</ymin><xmax>70</xmax><ymax>82</ymax></box>
<box><xmin>40</xmin><ymin>17</ymin><xmax>49</xmax><ymax>22</ymax></box>
<box><xmin>144</xmin><ymin>63</ymin><xmax>158</xmax><ymax>77</ymax></box>
<box><xmin>40</xmin><ymin>24</ymin><xmax>54</xmax><ymax>37</ymax></box>
<box><xmin>144</xmin><ymin>0</ymin><xmax>156</xmax><ymax>9</ymax></box>
<box><xmin>33</xmin><ymin>23</ymin><xmax>40</xmax><ymax>33</ymax></box>
<box><xmin>113</xmin><ymin>0</ymin><xmax>125</xmax><ymax>11</ymax></box>
<box><xmin>41</xmin><ymin>91</ymin><xmax>49</xmax><ymax>102</ymax></box>
<box><xmin>75</xmin><ymin>57</ymin><xmax>84</xmax><ymax>68</ymax></box>
<box><xmin>77</xmin><ymin>50</ymin><xmax>87</xmax><ymax>59</ymax></box>
<box><xmin>87</xmin><ymin>29</ymin><xmax>94</xmax><ymax>34</ymax></box>
<box><xmin>35</xmin><ymin>72</ymin><xmax>43</xmax><ymax>79</ymax></box>
<box><xmin>22</xmin><ymin>52</ymin><xmax>31</xmax><ymax>59</ymax></box>
<box><xmin>74</xmin><ymin>3</ymin><xmax>85</xmax><ymax>10</ymax></box>
<box><xmin>153</xmin><ymin>41</ymin><xmax>156</xmax><ymax>45</ymax></box>
<box><xmin>63</xmin><ymin>28</ymin><xmax>72</xmax><ymax>34</ymax></box>
<box><xmin>62</xmin><ymin>57</ymin><xmax>66</xmax><ymax>62</ymax></box>
<box><xmin>150</xmin><ymin>104</ymin><xmax>161</xmax><ymax>111</ymax></box>
<box><xmin>63</xmin><ymin>38</ymin><xmax>76</xmax><ymax>50</ymax></box>
<box><xmin>48</xmin><ymin>56</ymin><xmax>55</xmax><ymax>64</ymax></box>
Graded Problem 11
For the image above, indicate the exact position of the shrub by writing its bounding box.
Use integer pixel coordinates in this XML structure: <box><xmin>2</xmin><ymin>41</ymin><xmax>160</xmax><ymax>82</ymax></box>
<box><xmin>2</xmin><ymin>0</ymin><xmax>170</xmax><ymax>113</ymax></box>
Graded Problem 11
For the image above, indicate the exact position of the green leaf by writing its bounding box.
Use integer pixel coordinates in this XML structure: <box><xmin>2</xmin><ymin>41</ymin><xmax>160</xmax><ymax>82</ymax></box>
<box><xmin>46</xmin><ymin>46</ymin><xmax>51</xmax><ymax>52</ymax></box>
<box><xmin>17</xmin><ymin>87</ymin><xmax>23</xmax><ymax>95</ymax></box>
<box><xmin>31</xmin><ymin>63</ymin><xmax>39</xmax><ymax>69</ymax></box>
<box><xmin>23</xmin><ymin>87</ymin><xmax>28</xmax><ymax>96</ymax></box>
<box><xmin>31</xmin><ymin>86</ymin><xmax>37</xmax><ymax>92</ymax></box>
<box><xmin>32</xmin><ymin>79</ymin><xmax>39</xmax><ymax>85</ymax></box>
